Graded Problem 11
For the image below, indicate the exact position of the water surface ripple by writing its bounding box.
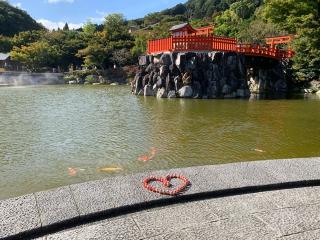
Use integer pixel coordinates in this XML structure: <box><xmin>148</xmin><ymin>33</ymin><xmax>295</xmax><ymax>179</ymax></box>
<box><xmin>0</xmin><ymin>85</ymin><xmax>320</xmax><ymax>199</ymax></box>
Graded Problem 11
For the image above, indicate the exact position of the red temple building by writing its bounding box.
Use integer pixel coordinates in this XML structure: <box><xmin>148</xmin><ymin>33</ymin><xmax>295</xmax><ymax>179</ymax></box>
<box><xmin>147</xmin><ymin>23</ymin><xmax>294</xmax><ymax>60</ymax></box>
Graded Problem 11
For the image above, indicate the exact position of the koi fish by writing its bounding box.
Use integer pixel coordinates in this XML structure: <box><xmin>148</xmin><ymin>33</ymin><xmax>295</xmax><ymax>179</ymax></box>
<box><xmin>138</xmin><ymin>147</ymin><xmax>159</xmax><ymax>162</ymax></box>
<box><xmin>150</xmin><ymin>147</ymin><xmax>158</xmax><ymax>155</ymax></box>
<box><xmin>68</xmin><ymin>167</ymin><xmax>78</xmax><ymax>176</ymax></box>
<box><xmin>254</xmin><ymin>149</ymin><xmax>265</xmax><ymax>153</ymax></box>
<box><xmin>138</xmin><ymin>155</ymin><xmax>151</xmax><ymax>162</ymax></box>
<box><xmin>98</xmin><ymin>167</ymin><xmax>123</xmax><ymax>173</ymax></box>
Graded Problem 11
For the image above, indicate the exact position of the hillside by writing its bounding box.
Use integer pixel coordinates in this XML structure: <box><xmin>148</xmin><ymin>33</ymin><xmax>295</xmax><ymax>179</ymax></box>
<box><xmin>0</xmin><ymin>1</ymin><xmax>44</xmax><ymax>36</ymax></box>
<box><xmin>131</xmin><ymin>0</ymin><xmax>319</xmax><ymax>82</ymax></box>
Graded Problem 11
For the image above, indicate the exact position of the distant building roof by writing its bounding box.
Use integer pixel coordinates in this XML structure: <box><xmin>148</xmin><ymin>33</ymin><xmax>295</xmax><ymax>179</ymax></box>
<box><xmin>169</xmin><ymin>23</ymin><xmax>190</xmax><ymax>31</ymax></box>
<box><xmin>0</xmin><ymin>53</ymin><xmax>10</xmax><ymax>61</ymax></box>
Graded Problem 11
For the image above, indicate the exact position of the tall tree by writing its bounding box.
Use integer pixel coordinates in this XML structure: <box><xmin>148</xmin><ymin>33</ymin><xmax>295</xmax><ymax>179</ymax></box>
<box><xmin>263</xmin><ymin>0</ymin><xmax>320</xmax><ymax>81</ymax></box>
<box><xmin>63</xmin><ymin>23</ymin><xmax>69</xmax><ymax>31</ymax></box>
<box><xmin>10</xmin><ymin>41</ymin><xmax>61</xmax><ymax>71</ymax></box>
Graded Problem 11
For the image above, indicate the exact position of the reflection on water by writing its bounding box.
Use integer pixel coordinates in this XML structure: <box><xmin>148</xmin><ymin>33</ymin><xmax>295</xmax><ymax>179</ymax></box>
<box><xmin>0</xmin><ymin>85</ymin><xmax>320</xmax><ymax>199</ymax></box>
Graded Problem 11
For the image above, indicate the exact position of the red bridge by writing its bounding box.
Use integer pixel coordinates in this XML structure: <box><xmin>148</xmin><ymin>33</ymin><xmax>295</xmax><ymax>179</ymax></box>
<box><xmin>147</xmin><ymin>23</ymin><xmax>294</xmax><ymax>60</ymax></box>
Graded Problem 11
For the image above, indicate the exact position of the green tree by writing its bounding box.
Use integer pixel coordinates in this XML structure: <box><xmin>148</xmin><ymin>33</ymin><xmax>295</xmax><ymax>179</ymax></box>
<box><xmin>213</xmin><ymin>0</ymin><xmax>262</xmax><ymax>37</ymax></box>
<box><xmin>12</xmin><ymin>30</ymin><xmax>45</xmax><ymax>48</ymax></box>
<box><xmin>63</xmin><ymin>23</ymin><xmax>69</xmax><ymax>31</ymax></box>
<box><xmin>263</xmin><ymin>0</ymin><xmax>320</xmax><ymax>81</ymax></box>
<box><xmin>104</xmin><ymin>14</ymin><xmax>131</xmax><ymax>41</ymax></box>
<box><xmin>263</xmin><ymin>0</ymin><xmax>318</xmax><ymax>33</ymax></box>
<box><xmin>82</xmin><ymin>20</ymin><xmax>97</xmax><ymax>36</ymax></box>
<box><xmin>131</xmin><ymin>32</ymin><xmax>150</xmax><ymax>56</ymax></box>
<box><xmin>43</xmin><ymin>30</ymin><xmax>86</xmax><ymax>70</ymax></box>
<box><xmin>10</xmin><ymin>41</ymin><xmax>61</xmax><ymax>71</ymax></box>
<box><xmin>111</xmin><ymin>48</ymin><xmax>133</xmax><ymax>66</ymax></box>
<box><xmin>77</xmin><ymin>32</ymin><xmax>110</xmax><ymax>70</ymax></box>
<box><xmin>0</xmin><ymin>35</ymin><xmax>13</xmax><ymax>52</ymax></box>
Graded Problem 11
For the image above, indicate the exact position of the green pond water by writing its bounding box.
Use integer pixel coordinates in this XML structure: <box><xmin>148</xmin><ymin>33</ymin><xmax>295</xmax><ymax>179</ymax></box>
<box><xmin>0</xmin><ymin>85</ymin><xmax>320</xmax><ymax>200</ymax></box>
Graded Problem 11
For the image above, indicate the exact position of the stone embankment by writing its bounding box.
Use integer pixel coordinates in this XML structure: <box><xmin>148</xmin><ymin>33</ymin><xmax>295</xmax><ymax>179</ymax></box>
<box><xmin>132</xmin><ymin>52</ymin><xmax>289</xmax><ymax>99</ymax></box>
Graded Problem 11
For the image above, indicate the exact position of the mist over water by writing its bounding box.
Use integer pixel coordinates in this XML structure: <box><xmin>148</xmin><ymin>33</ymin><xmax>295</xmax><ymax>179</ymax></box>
<box><xmin>0</xmin><ymin>72</ymin><xmax>64</xmax><ymax>86</ymax></box>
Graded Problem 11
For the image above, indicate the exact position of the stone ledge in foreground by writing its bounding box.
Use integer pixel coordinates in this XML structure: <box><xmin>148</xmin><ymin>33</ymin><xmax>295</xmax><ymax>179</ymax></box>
<box><xmin>1</xmin><ymin>157</ymin><xmax>320</xmax><ymax>239</ymax></box>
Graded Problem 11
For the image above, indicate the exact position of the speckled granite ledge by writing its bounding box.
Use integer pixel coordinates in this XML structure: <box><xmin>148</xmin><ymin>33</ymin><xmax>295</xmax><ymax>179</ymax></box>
<box><xmin>1</xmin><ymin>157</ymin><xmax>320</xmax><ymax>240</ymax></box>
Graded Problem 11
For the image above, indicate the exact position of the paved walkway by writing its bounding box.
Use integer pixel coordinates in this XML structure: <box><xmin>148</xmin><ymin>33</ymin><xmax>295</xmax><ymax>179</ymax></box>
<box><xmin>39</xmin><ymin>186</ymin><xmax>320</xmax><ymax>240</ymax></box>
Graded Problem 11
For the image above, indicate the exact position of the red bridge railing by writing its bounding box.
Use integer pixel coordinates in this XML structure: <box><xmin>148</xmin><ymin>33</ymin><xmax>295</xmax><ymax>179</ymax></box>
<box><xmin>147</xmin><ymin>36</ymin><xmax>294</xmax><ymax>60</ymax></box>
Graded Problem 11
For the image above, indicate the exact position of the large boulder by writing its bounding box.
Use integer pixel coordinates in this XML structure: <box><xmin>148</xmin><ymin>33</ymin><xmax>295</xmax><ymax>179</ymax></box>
<box><xmin>165</xmin><ymin>74</ymin><xmax>175</xmax><ymax>91</ymax></box>
<box><xmin>310</xmin><ymin>80</ymin><xmax>320</xmax><ymax>93</ymax></box>
<box><xmin>157</xmin><ymin>87</ymin><xmax>167</xmax><ymax>98</ymax></box>
<box><xmin>139</xmin><ymin>55</ymin><xmax>149</xmax><ymax>66</ymax></box>
<box><xmin>145</xmin><ymin>63</ymin><xmax>154</xmax><ymax>73</ymax></box>
<box><xmin>160</xmin><ymin>65</ymin><xmax>169</xmax><ymax>77</ymax></box>
<box><xmin>192</xmin><ymin>81</ymin><xmax>202</xmax><ymax>99</ymax></box>
<box><xmin>222</xmin><ymin>84</ymin><xmax>231</xmax><ymax>95</ymax></box>
<box><xmin>142</xmin><ymin>74</ymin><xmax>149</xmax><ymax>88</ymax></box>
<box><xmin>182</xmin><ymin>72</ymin><xmax>192</xmax><ymax>86</ymax></box>
<box><xmin>316</xmin><ymin>90</ymin><xmax>320</xmax><ymax>96</ymax></box>
<box><xmin>167</xmin><ymin>90</ymin><xmax>176</xmax><ymax>98</ymax></box>
<box><xmin>144</xmin><ymin>85</ymin><xmax>154</xmax><ymax>96</ymax></box>
<box><xmin>175</xmin><ymin>53</ymin><xmax>186</xmax><ymax>70</ymax></box>
<box><xmin>236</xmin><ymin>89</ymin><xmax>250</xmax><ymax>98</ymax></box>
<box><xmin>274</xmin><ymin>79</ymin><xmax>287</xmax><ymax>92</ymax></box>
<box><xmin>134</xmin><ymin>73</ymin><xmax>143</xmax><ymax>95</ymax></box>
<box><xmin>178</xmin><ymin>86</ymin><xmax>193</xmax><ymax>98</ymax></box>
<box><xmin>137</xmin><ymin>89</ymin><xmax>144</xmax><ymax>96</ymax></box>
<box><xmin>174</xmin><ymin>76</ymin><xmax>183</xmax><ymax>92</ymax></box>
<box><xmin>160</xmin><ymin>54</ymin><xmax>172</xmax><ymax>66</ymax></box>
<box><xmin>156</xmin><ymin>76</ymin><xmax>164</xmax><ymax>88</ymax></box>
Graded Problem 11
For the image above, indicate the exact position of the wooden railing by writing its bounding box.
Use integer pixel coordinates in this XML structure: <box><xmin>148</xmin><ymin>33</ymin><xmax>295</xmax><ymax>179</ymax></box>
<box><xmin>236</xmin><ymin>44</ymin><xmax>295</xmax><ymax>59</ymax></box>
<box><xmin>148</xmin><ymin>37</ymin><xmax>173</xmax><ymax>54</ymax></box>
<box><xmin>212</xmin><ymin>36</ymin><xmax>237</xmax><ymax>52</ymax></box>
<box><xmin>147</xmin><ymin>36</ymin><xmax>294</xmax><ymax>60</ymax></box>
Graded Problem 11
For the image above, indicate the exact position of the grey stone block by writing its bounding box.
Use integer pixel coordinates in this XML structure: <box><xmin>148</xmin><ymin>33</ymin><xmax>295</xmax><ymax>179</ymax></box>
<box><xmin>263</xmin><ymin>157</ymin><xmax>320</xmax><ymax>182</ymax></box>
<box><xmin>281</xmin><ymin>229</ymin><xmax>320</xmax><ymax>240</ymax></box>
<box><xmin>0</xmin><ymin>194</ymin><xmax>41</xmax><ymax>239</ymax></box>
<box><xmin>268</xmin><ymin>186</ymin><xmax>320</xmax><ymax>208</ymax></box>
<box><xmin>254</xmin><ymin>202</ymin><xmax>320</xmax><ymax>237</ymax></box>
<box><xmin>185</xmin><ymin>215</ymin><xmax>277</xmax><ymax>240</ymax></box>
<box><xmin>46</xmin><ymin>216</ymin><xmax>142</xmax><ymax>240</ymax></box>
<box><xmin>70</xmin><ymin>175</ymin><xmax>146</xmax><ymax>216</ymax></box>
<box><xmin>35</xmin><ymin>186</ymin><xmax>80</xmax><ymax>226</ymax></box>
<box><xmin>201</xmin><ymin>190</ymin><xmax>279</xmax><ymax>218</ymax></box>
<box><xmin>214</xmin><ymin>161</ymin><xmax>278</xmax><ymax>189</ymax></box>
<box><xmin>133</xmin><ymin>200</ymin><xmax>219</xmax><ymax>239</ymax></box>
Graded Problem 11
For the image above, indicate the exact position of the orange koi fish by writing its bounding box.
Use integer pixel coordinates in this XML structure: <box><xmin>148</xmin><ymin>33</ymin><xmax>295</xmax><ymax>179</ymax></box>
<box><xmin>68</xmin><ymin>167</ymin><xmax>78</xmax><ymax>176</ymax></box>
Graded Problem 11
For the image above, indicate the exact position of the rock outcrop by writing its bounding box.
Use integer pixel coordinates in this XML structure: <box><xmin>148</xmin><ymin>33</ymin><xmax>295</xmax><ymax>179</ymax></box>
<box><xmin>132</xmin><ymin>52</ymin><xmax>289</xmax><ymax>99</ymax></box>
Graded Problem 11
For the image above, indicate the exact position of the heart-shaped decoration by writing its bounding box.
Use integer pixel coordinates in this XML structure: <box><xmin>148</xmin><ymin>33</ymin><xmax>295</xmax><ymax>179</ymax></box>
<box><xmin>143</xmin><ymin>174</ymin><xmax>191</xmax><ymax>196</ymax></box>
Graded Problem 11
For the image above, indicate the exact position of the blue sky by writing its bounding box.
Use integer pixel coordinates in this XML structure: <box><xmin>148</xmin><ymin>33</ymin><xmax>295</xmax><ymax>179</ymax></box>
<box><xmin>8</xmin><ymin>0</ymin><xmax>187</xmax><ymax>30</ymax></box>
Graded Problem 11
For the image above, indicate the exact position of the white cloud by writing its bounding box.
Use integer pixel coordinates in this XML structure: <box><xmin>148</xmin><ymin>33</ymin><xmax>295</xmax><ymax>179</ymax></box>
<box><xmin>47</xmin><ymin>0</ymin><xmax>75</xmax><ymax>4</ymax></box>
<box><xmin>88</xmin><ymin>10</ymin><xmax>109</xmax><ymax>23</ymax></box>
<box><xmin>37</xmin><ymin>19</ymin><xmax>83</xmax><ymax>30</ymax></box>
<box><xmin>88</xmin><ymin>16</ymin><xmax>105</xmax><ymax>23</ymax></box>
<box><xmin>96</xmin><ymin>10</ymin><xmax>107</xmax><ymax>16</ymax></box>
<box><xmin>12</xmin><ymin>2</ymin><xmax>22</xmax><ymax>8</ymax></box>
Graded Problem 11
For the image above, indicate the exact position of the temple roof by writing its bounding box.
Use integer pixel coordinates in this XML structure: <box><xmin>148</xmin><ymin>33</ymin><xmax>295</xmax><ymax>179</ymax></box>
<box><xmin>0</xmin><ymin>53</ymin><xmax>10</xmax><ymax>61</ymax></box>
<box><xmin>169</xmin><ymin>23</ymin><xmax>190</xmax><ymax>31</ymax></box>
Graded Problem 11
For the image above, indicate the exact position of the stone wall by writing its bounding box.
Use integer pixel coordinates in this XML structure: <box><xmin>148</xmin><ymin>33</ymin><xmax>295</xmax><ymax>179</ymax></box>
<box><xmin>132</xmin><ymin>52</ymin><xmax>289</xmax><ymax>99</ymax></box>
